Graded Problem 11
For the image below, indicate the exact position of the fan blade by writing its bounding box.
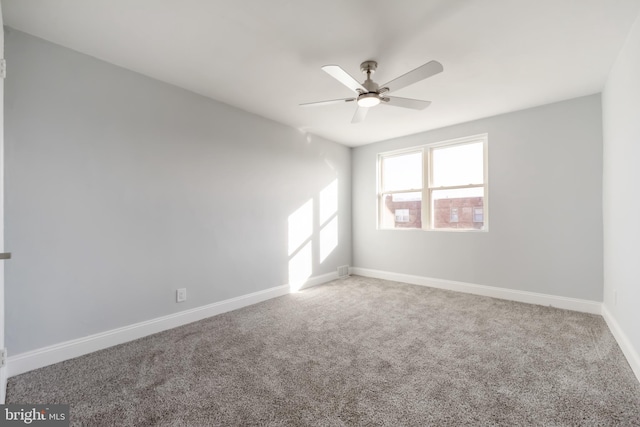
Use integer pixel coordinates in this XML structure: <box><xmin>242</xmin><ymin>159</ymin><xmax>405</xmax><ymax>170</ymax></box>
<box><xmin>381</xmin><ymin>60</ymin><xmax>443</xmax><ymax>93</ymax></box>
<box><xmin>300</xmin><ymin>98</ymin><xmax>356</xmax><ymax>107</ymax></box>
<box><xmin>322</xmin><ymin>65</ymin><xmax>367</xmax><ymax>93</ymax></box>
<box><xmin>352</xmin><ymin>106</ymin><xmax>369</xmax><ymax>123</ymax></box>
<box><xmin>383</xmin><ymin>96</ymin><xmax>432</xmax><ymax>110</ymax></box>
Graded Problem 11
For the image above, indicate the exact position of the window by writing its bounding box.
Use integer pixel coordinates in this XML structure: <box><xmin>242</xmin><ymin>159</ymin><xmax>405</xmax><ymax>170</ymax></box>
<box><xmin>473</xmin><ymin>207</ymin><xmax>484</xmax><ymax>223</ymax></box>
<box><xmin>395</xmin><ymin>209</ymin><xmax>410</xmax><ymax>223</ymax></box>
<box><xmin>378</xmin><ymin>134</ymin><xmax>487</xmax><ymax>231</ymax></box>
<box><xmin>450</xmin><ymin>208</ymin><xmax>459</xmax><ymax>223</ymax></box>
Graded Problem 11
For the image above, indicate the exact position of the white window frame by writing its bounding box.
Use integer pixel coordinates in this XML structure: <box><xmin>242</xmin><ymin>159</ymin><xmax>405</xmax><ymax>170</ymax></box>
<box><xmin>377</xmin><ymin>134</ymin><xmax>488</xmax><ymax>231</ymax></box>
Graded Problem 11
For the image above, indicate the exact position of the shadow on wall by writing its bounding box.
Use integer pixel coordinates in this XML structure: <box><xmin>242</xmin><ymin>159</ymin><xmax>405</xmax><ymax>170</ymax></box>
<box><xmin>288</xmin><ymin>179</ymin><xmax>339</xmax><ymax>291</ymax></box>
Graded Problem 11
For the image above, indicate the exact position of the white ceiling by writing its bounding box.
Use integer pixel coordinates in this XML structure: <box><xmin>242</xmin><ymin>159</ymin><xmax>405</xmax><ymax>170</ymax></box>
<box><xmin>3</xmin><ymin>0</ymin><xmax>640</xmax><ymax>147</ymax></box>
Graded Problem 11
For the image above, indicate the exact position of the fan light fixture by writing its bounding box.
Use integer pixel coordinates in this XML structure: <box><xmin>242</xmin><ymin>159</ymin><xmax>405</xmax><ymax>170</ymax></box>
<box><xmin>357</xmin><ymin>93</ymin><xmax>380</xmax><ymax>108</ymax></box>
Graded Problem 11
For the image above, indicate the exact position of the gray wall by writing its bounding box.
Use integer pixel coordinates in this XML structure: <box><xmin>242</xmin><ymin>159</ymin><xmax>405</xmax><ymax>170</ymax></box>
<box><xmin>602</xmin><ymin>13</ymin><xmax>640</xmax><ymax>360</ymax></box>
<box><xmin>352</xmin><ymin>95</ymin><xmax>603</xmax><ymax>301</ymax></box>
<box><xmin>5</xmin><ymin>29</ymin><xmax>351</xmax><ymax>355</ymax></box>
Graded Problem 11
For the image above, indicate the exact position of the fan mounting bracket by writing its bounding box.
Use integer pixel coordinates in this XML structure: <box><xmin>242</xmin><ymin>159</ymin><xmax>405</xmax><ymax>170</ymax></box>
<box><xmin>360</xmin><ymin>61</ymin><xmax>378</xmax><ymax>75</ymax></box>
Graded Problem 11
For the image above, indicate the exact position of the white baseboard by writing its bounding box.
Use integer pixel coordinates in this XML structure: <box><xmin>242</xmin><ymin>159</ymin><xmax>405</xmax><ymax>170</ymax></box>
<box><xmin>7</xmin><ymin>272</ymin><xmax>337</xmax><ymax>378</ymax></box>
<box><xmin>601</xmin><ymin>304</ymin><xmax>640</xmax><ymax>383</ymax></box>
<box><xmin>350</xmin><ymin>267</ymin><xmax>602</xmax><ymax>315</ymax></box>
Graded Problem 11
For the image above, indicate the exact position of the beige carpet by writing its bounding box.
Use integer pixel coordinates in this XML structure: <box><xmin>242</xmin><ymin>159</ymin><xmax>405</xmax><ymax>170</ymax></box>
<box><xmin>7</xmin><ymin>276</ymin><xmax>640</xmax><ymax>426</ymax></box>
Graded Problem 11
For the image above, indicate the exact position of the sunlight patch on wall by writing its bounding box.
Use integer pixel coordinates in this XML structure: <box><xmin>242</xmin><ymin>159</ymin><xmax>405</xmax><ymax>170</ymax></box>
<box><xmin>289</xmin><ymin>241</ymin><xmax>312</xmax><ymax>292</ymax></box>
<box><xmin>287</xmin><ymin>179</ymin><xmax>339</xmax><ymax>292</ymax></box>
<box><xmin>288</xmin><ymin>199</ymin><xmax>313</xmax><ymax>292</ymax></box>
<box><xmin>320</xmin><ymin>216</ymin><xmax>338</xmax><ymax>263</ymax></box>
<box><xmin>288</xmin><ymin>199</ymin><xmax>313</xmax><ymax>256</ymax></box>
<box><xmin>319</xmin><ymin>179</ymin><xmax>338</xmax><ymax>225</ymax></box>
<box><xmin>319</xmin><ymin>179</ymin><xmax>339</xmax><ymax>263</ymax></box>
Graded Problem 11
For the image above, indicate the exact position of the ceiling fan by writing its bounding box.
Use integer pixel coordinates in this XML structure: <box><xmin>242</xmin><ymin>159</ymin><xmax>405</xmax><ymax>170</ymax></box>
<box><xmin>301</xmin><ymin>60</ymin><xmax>443</xmax><ymax>123</ymax></box>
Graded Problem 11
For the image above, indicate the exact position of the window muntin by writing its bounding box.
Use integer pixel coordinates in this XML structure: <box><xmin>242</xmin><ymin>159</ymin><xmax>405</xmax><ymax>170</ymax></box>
<box><xmin>378</xmin><ymin>135</ymin><xmax>487</xmax><ymax>231</ymax></box>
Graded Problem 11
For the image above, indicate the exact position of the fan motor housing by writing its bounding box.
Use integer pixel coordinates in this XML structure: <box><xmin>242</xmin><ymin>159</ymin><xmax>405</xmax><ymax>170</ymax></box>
<box><xmin>362</xmin><ymin>79</ymin><xmax>379</xmax><ymax>92</ymax></box>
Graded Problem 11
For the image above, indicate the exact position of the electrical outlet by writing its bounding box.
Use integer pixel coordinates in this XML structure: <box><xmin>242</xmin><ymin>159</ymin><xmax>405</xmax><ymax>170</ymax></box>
<box><xmin>176</xmin><ymin>288</ymin><xmax>187</xmax><ymax>303</ymax></box>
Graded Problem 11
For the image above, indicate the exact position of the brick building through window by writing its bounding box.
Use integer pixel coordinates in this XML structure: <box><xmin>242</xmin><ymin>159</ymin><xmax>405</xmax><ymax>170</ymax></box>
<box><xmin>433</xmin><ymin>197</ymin><xmax>484</xmax><ymax>229</ymax></box>
<box><xmin>384</xmin><ymin>196</ymin><xmax>484</xmax><ymax>229</ymax></box>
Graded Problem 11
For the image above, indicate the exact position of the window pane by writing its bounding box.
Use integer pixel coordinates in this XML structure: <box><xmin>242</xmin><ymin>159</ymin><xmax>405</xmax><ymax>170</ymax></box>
<box><xmin>432</xmin><ymin>142</ymin><xmax>483</xmax><ymax>187</ymax></box>
<box><xmin>432</xmin><ymin>187</ymin><xmax>484</xmax><ymax>230</ymax></box>
<box><xmin>381</xmin><ymin>192</ymin><xmax>422</xmax><ymax>229</ymax></box>
<box><xmin>382</xmin><ymin>152</ymin><xmax>422</xmax><ymax>191</ymax></box>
